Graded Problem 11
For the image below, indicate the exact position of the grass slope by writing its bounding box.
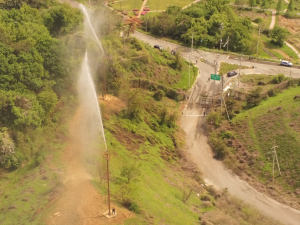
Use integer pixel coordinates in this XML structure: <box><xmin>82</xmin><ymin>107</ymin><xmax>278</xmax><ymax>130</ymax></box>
<box><xmin>231</xmin><ymin>86</ymin><xmax>300</xmax><ymax>193</ymax></box>
<box><xmin>96</xmin><ymin>91</ymin><xmax>283</xmax><ymax>225</ymax></box>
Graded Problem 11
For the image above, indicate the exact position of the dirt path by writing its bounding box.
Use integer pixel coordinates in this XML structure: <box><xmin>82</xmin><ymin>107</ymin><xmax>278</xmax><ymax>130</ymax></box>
<box><xmin>137</xmin><ymin>0</ymin><xmax>148</xmax><ymax>18</ymax></box>
<box><xmin>46</xmin><ymin>107</ymin><xmax>133</xmax><ymax>225</ymax></box>
<box><xmin>182</xmin><ymin>0</ymin><xmax>201</xmax><ymax>9</ymax></box>
<box><xmin>285</xmin><ymin>41</ymin><xmax>300</xmax><ymax>58</ymax></box>
<box><xmin>269</xmin><ymin>10</ymin><xmax>276</xmax><ymax>29</ymax></box>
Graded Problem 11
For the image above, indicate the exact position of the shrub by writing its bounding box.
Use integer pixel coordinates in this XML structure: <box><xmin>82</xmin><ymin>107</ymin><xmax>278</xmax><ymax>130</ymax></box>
<box><xmin>206</xmin><ymin>111</ymin><xmax>223</xmax><ymax>128</ymax></box>
<box><xmin>0</xmin><ymin>130</ymin><xmax>16</xmax><ymax>169</ymax></box>
<box><xmin>253</xmin><ymin>17</ymin><xmax>263</xmax><ymax>23</ymax></box>
<box><xmin>153</xmin><ymin>89</ymin><xmax>165</xmax><ymax>101</ymax></box>
<box><xmin>246</xmin><ymin>87</ymin><xmax>262</xmax><ymax>109</ymax></box>
<box><xmin>128</xmin><ymin>201</ymin><xmax>140</xmax><ymax>213</ymax></box>
<box><xmin>267</xmin><ymin>88</ymin><xmax>279</xmax><ymax>97</ymax></box>
<box><xmin>220</xmin><ymin>131</ymin><xmax>234</xmax><ymax>139</ymax></box>
<box><xmin>209</xmin><ymin>134</ymin><xmax>228</xmax><ymax>159</ymax></box>
<box><xmin>271</xmin><ymin>73</ymin><xmax>285</xmax><ymax>84</ymax></box>
<box><xmin>130</xmin><ymin>38</ymin><xmax>143</xmax><ymax>51</ymax></box>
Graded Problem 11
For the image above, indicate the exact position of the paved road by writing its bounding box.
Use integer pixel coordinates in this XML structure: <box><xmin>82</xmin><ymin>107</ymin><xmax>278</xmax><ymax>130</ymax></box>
<box><xmin>132</xmin><ymin>31</ymin><xmax>300</xmax><ymax>225</ymax></box>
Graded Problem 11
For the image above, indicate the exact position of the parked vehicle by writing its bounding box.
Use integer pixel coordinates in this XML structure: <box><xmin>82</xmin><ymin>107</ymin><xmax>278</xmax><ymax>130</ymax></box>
<box><xmin>227</xmin><ymin>71</ymin><xmax>237</xmax><ymax>77</ymax></box>
<box><xmin>154</xmin><ymin>45</ymin><xmax>163</xmax><ymax>50</ymax></box>
<box><xmin>280</xmin><ymin>61</ymin><xmax>292</xmax><ymax>67</ymax></box>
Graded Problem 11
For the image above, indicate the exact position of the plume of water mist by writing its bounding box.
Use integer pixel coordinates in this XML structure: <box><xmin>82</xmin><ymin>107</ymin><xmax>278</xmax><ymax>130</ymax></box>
<box><xmin>80</xmin><ymin>4</ymin><xmax>105</xmax><ymax>54</ymax></box>
<box><xmin>78</xmin><ymin>51</ymin><xmax>107</xmax><ymax>151</ymax></box>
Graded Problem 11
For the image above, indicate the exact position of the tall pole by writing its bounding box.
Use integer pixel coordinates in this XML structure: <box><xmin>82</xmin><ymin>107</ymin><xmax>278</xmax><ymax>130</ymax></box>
<box><xmin>107</xmin><ymin>155</ymin><xmax>110</xmax><ymax>214</ymax></box>
<box><xmin>104</xmin><ymin>152</ymin><xmax>111</xmax><ymax>214</ymax></box>
<box><xmin>238</xmin><ymin>56</ymin><xmax>241</xmax><ymax>87</ymax></box>
<box><xmin>188</xmin><ymin>55</ymin><xmax>190</xmax><ymax>88</ymax></box>
<box><xmin>103</xmin><ymin>59</ymin><xmax>107</xmax><ymax>98</ymax></box>
<box><xmin>188</xmin><ymin>32</ymin><xmax>194</xmax><ymax>88</ymax></box>
<box><xmin>272</xmin><ymin>153</ymin><xmax>275</xmax><ymax>181</ymax></box>
<box><xmin>256</xmin><ymin>27</ymin><xmax>261</xmax><ymax>56</ymax></box>
<box><xmin>227</xmin><ymin>36</ymin><xmax>229</xmax><ymax>52</ymax></box>
<box><xmin>221</xmin><ymin>76</ymin><xmax>223</xmax><ymax>114</ymax></box>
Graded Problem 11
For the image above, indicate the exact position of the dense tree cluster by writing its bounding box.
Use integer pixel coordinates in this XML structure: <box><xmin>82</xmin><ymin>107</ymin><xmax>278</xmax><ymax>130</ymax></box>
<box><xmin>0</xmin><ymin>3</ymin><xmax>82</xmax><ymax>168</ymax></box>
<box><xmin>142</xmin><ymin>0</ymin><xmax>256</xmax><ymax>54</ymax></box>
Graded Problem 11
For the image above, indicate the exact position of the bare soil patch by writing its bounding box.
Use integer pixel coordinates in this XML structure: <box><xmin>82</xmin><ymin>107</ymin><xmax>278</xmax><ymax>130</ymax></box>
<box><xmin>46</xmin><ymin>105</ymin><xmax>134</xmax><ymax>225</ymax></box>
<box><xmin>277</xmin><ymin>16</ymin><xmax>300</xmax><ymax>34</ymax></box>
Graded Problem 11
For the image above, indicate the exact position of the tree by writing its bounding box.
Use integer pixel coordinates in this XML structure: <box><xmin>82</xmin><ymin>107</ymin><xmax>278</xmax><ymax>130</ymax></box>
<box><xmin>246</xmin><ymin>87</ymin><xmax>262</xmax><ymax>108</ymax></box>
<box><xmin>287</xmin><ymin>0</ymin><xmax>295</xmax><ymax>11</ymax></box>
<box><xmin>248</xmin><ymin>0</ymin><xmax>256</xmax><ymax>10</ymax></box>
<box><xmin>276</xmin><ymin>0</ymin><xmax>282</xmax><ymax>14</ymax></box>
<box><xmin>260</xmin><ymin>0</ymin><xmax>269</xmax><ymax>12</ymax></box>
<box><xmin>43</xmin><ymin>3</ymin><xmax>82</xmax><ymax>36</ymax></box>
<box><xmin>270</xmin><ymin>26</ymin><xmax>290</xmax><ymax>46</ymax></box>
<box><xmin>123</xmin><ymin>17</ymin><xmax>143</xmax><ymax>38</ymax></box>
<box><xmin>286</xmin><ymin>0</ymin><xmax>295</xmax><ymax>17</ymax></box>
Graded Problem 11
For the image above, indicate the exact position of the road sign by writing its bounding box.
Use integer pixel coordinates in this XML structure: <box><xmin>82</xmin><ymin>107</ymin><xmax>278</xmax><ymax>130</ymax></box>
<box><xmin>211</xmin><ymin>74</ymin><xmax>221</xmax><ymax>81</ymax></box>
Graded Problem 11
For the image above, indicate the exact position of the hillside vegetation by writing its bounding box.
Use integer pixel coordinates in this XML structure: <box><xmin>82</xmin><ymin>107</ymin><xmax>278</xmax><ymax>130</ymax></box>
<box><xmin>0</xmin><ymin>1</ymin><xmax>285</xmax><ymax>225</ymax></box>
<box><xmin>141</xmin><ymin>0</ymin><xmax>256</xmax><ymax>54</ymax></box>
<box><xmin>206</xmin><ymin>75</ymin><xmax>300</xmax><ymax>210</ymax></box>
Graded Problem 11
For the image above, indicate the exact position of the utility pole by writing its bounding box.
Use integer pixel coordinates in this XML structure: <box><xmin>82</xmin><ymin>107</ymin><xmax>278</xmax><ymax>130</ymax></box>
<box><xmin>188</xmin><ymin>32</ymin><xmax>194</xmax><ymax>88</ymax></box>
<box><xmin>227</xmin><ymin>36</ymin><xmax>229</xmax><ymax>52</ymax></box>
<box><xmin>267</xmin><ymin>146</ymin><xmax>281</xmax><ymax>182</ymax></box>
<box><xmin>238</xmin><ymin>56</ymin><xmax>241</xmax><ymax>87</ymax></box>
<box><xmin>219</xmin><ymin>23</ymin><xmax>223</xmax><ymax>50</ymax></box>
<box><xmin>103</xmin><ymin>152</ymin><xmax>111</xmax><ymax>214</ymax></box>
<box><xmin>221</xmin><ymin>76</ymin><xmax>223</xmax><ymax>114</ymax></box>
<box><xmin>256</xmin><ymin>27</ymin><xmax>261</xmax><ymax>56</ymax></box>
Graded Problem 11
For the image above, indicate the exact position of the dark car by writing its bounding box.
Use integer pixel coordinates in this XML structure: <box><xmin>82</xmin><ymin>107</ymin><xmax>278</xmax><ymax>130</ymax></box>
<box><xmin>154</xmin><ymin>45</ymin><xmax>163</xmax><ymax>50</ymax></box>
<box><xmin>227</xmin><ymin>71</ymin><xmax>237</xmax><ymax>77</ymax></box>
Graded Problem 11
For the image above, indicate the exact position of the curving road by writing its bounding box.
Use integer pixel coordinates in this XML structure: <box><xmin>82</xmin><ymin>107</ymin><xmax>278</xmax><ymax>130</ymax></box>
<box><xmin>132</xmin><ymin>31</ymin><xmax>300</xmax><ymax>225</ymax></box>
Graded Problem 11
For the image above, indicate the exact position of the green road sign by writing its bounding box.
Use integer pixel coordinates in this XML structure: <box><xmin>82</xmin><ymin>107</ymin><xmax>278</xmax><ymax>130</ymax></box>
<box><xmin>211</xmin><ymin>74</ymin><xmax>221</xmax><ymax>81</ymax></box>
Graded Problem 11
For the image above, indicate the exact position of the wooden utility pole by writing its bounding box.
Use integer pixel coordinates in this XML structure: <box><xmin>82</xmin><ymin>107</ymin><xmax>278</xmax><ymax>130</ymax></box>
<box><xmin>221</xmin><ymin>76</ymin><xmax>223</xmax><ymax>114</ymax></box>
<box><xmin>256</xmin><ymin>27</ymin><xmax>261</xmax><ymax>56</ymax></box>
<box><xmin>227</xmin><ymin>36</ymin><xmax>229</xmax><ymax>52</ymax></box>
<box><xmin>103</xmin><ymin>59</ymin><xmax>107</xmax><ymax>99</ymax></box>
<box><xmin>188</xmin><ymin>32</ymin><xmax>194</xmax><ymax>88</ymax></box>
<box><xmin>104</xmin><ymin>152</ymin><xmax>111</xmax><ymax>214</ymax></box>
<box><xmin>238</xmin><ymin>56</ymin><xmax>241</xmax><ymax>87</ymax></box>
<box><xmin>268</xmin><ymin>145</ymin><xmax>281</xmax><ymax>181</ymax></box>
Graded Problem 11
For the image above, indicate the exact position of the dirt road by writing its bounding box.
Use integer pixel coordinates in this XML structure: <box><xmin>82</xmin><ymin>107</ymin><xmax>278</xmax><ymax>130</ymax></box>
<box><xmin>131</xmin><ymin>31</ymin><xmax>300</xmax><ymax>225</ymax></box>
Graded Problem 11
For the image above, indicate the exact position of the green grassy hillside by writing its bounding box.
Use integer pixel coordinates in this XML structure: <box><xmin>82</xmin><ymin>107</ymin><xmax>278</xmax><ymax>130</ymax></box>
<box><xmin>95</xmin><ymin>89</ymin><xmax>282</xmax><ymax>225</ymax></box>
<box><xmin>207</xmin><ymin>80</ymin><xmax>300</xmax><ymax>210</ymax></box>
<box><xmin>231</xmin><ymin>86</ymin><xmax>300</xmax><ymax>191</ymax></box>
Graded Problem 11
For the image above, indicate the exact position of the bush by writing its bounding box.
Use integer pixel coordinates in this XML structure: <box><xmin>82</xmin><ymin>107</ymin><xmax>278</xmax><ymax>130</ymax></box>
<box><xmin>246</xmin><ymin>87</ymin><xmax>262</xmax><ymax>109</ymax></box>
<box><xmin>271</xmin><ymin>73</ymin><xmax>285</xmax><ymax>84</ymax></box>
<box><xmin>267</xmin><ymin>88</ymin><xmax>279</xmax><ymax>97</ymax></box>
<box><xmin>253</xmin><ymin>17</ymin><xmax>263</xmax><ymax>23</ymax></box>
<box><xmin>209</xmin><ymin>134</ymin><xmax>228</xmax><ymax>159</ymax></box>
<box><xmin>206</xmin><ymin>111</ymin><xmax>223</xmax><ymax>128</ymax></box>
<box><xmin>220</xmin><ymin>131</ymin><xmax>234</xmax><ymax>139</ymax></box>
<box><xmin>0</xmin><ymin>130</ymin><xmax>16</xmax><ymax>169</ymax></box>
<box><xmin>153</xmin><ymin>90</ymin><xmax>165</xmax><ymax>101</ymax></box>
<box><xmin>130</xmin><ymin>38</ymin><xmax>143</xmax><ymax>51</ymax></box>
<box><xmin>128</xmin><ymin>201</ymin><xmax>140</xmax><ymax>213</ymax></box>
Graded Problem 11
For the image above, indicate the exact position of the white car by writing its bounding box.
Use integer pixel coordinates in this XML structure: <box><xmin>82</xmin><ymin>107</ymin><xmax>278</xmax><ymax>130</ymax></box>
<box><xmin>280</xmin><ymin>61</ymin><xmax>292</xmax><ymax>67</ymax></box>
